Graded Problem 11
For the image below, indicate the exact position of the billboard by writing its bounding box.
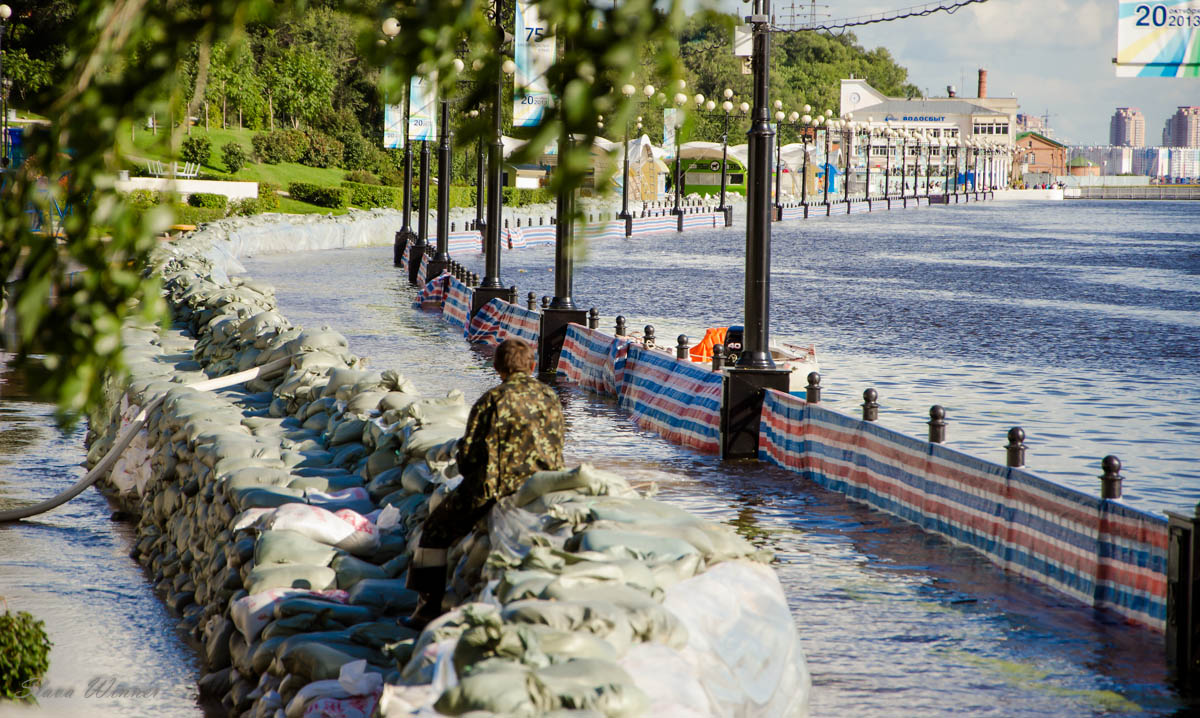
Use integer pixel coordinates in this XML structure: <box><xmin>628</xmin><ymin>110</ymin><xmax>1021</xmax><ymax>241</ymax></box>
<box><xmin>663</xmin><ymin>108</ymin><xmax>678</xmax><ymax>158</ymax></box>
<box><xmin>408</xmin><ymin>75</ymin><xmax>438</xmax><ymax>141</ymax></box>
<box><xmin>383</xmin><ymin>103</ymin><xmax>404</xmax><ymax>149</ymax></box>
<box><xmin>1116</xmin><ymin>0</ymin><xmax>1200</xmax><ymax>77</ymax></box>
<box><xmin>514</xmin><ymin>0</ymin><xmax>554</xmax><ymax>127</ymax></box>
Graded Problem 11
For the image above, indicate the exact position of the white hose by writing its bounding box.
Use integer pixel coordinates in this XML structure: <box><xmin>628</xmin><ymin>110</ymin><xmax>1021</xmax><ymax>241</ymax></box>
<box><xmin>0</xmin><ymin>355</ymin><xmax>293</xmax><ymax>522</ymax></box>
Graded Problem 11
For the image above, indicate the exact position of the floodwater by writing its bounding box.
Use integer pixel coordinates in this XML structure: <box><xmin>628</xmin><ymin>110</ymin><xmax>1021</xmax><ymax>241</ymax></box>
<box><xmin>0</xmin><ymin>199</ymin><xmax>1196</xmax><ymax>716</ymax></box>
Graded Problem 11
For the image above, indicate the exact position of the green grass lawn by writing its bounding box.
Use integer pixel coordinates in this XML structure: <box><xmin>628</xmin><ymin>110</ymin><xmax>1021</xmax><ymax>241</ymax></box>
<box><xmin>117</xmin><ymin>124</ymin><xmax>350</xmax><ymax>215</ymax></box>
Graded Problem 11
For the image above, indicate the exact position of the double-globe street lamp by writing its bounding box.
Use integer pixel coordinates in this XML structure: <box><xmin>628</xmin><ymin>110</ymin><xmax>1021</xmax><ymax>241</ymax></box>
<box><xmin>691</xmin><ymin>88</ymin><xmax>750</xmax><ymax>226</ymax></box>
<box><xmin>772</xmin><ymin>101</ymin><xmax>801</xmax><ymax>215</ymax></box>
<box><xmin>0</xmin><ymin>4</ymin><xmax>10</xmax><ymax>169</ymax></box>
<box><xmin>617</xmin><ymin>83</ymin><xmax>657</xmax><ymax>231</ymax></box>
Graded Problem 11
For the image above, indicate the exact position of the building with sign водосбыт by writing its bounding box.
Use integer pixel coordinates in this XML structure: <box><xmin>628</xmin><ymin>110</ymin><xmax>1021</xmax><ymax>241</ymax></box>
<box><xmin>1015</xmin><ymin>132</ymin><xmax>1067</xmax><ymax>177</ymax></box>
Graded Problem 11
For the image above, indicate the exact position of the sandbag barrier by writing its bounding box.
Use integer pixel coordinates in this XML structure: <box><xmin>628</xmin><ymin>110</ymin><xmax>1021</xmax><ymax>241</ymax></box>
<box><xmin>758</xmin><ymin>389</ymin><xmax>1169</xmax><ymax>632</ymax></box>
<box><xmin>85</xmin><ymin>219</ymin><xmax>810</xmax><ymax>717</ymax></box>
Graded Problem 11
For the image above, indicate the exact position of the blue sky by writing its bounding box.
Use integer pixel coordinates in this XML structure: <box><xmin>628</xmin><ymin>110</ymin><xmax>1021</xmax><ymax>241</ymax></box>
<box><xmin>708</xmin><ymin>0</ymin><xmax>1198</xmax><ymax>144</ymax></box>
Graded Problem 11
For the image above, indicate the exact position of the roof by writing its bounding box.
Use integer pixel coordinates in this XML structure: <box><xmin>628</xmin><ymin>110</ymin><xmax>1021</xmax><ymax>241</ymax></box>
<box><xmin>850</xmin><ymin>98</ymin><xmax>1006</xmax><ymax>121</ymax></box>
<box><xmin>1067</xmin><ymin>156</ymin><xmax>1096</xmax><ymax>167</ymax></box>
<box><xmin>1015</xmin><ymin>131</ymin><xmax>1067</xmax><ymax>149</ymax></box>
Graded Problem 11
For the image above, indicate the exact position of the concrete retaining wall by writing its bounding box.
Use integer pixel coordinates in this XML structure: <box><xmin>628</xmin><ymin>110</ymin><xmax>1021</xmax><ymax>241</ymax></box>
<box><xmin>115</xmin><ymin>177</ymin><xmax>260</xmax><ymax>201</ymax></box>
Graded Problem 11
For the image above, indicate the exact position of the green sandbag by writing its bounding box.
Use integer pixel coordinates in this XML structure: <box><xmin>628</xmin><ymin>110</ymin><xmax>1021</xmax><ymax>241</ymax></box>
<box><xmin>434</xmin><ymin>659</ymin><xmax>541</xmax><ymax>716</ymax></box>
<box><xmin>330</xmin><ymin>418</ymin><xmax>367</xmax><ymax>446</ymax></box>
<box><xmin>564</xmin><ymin>529</ymin><xmax>699</xmax><ymax>563</ymax></box>
<box><xmin>261</xmin><ymin>613</ymin><xmax>345</xmax><ymax>641</ymax></box>
<box><xmin>401</xmin><ymin>461</ymin><xmax>436</xmax><ymax>494</ymax></box>
<box><xmin>331</xmin><ymin>553</ymin><xmax>388</xmax><ymax>589</ymax></box>
<box><xmin>379</xmin><ymin>392</ymin><xmax>419</xmax><ymax>414</ymax></box>
<box><xmin>533</xmin><ymin>659</ymin><xmax>649</xmax><ymax>717</ymax></box>
<box><xmin>254</xmin><ymin>530</ymin><xmax>339</xmax><ymax>567</ymax></box>
<box><xmin>366</xmin><ymin>466</ymin><xmax>406</xmax><ymax>502</ymax></box>
<box><xmin>287</xmin><ymin>473</ymin><xmax>363</xmax><ymax>493</ymax></box>
<box><xmin>230</xmin><ymin>486</ymin><xmax>306</xmax><ymax>512</ymax></box>
<box><xmin>348</xmin><ymin>621</ymin><xmax>419</xmax><ymax>649</ymax></box>
<box><xmin>245</xmin><ymin>563</ymin><xmax>336</xmax><ymax>594</ymax></box>
<box><xmin>501</xmin><ymin>600</ymin><xmax>637</xmax><ymax>654</ymax></box>
<box><xmin>454</xmin><ymin>623</ymin><xmax>617</xmax><ymax>674</ymax></box>
<box><xmin>345</xmin><ymin>391</ymin><xmax>387</xmax><ymax>416</ymax></box>
<box><xmin>365</xmin><ymin>446</ymin><xmax>402</xmax><ymax>481</ymax></box>
<box><xmin>277</xmin><ymin>642</ymin><xmax>365</xmax><ymax>682</ymax></box>
<box><xmin>330</xmin><ymin>442</ymin><xmax>367</xmax><ymax>467</ymax></box>
<box><xmin>322</xmin><ymin>368</ymin><xmax>372</xmax><ymax>398</ymax></box>
<box><xmin>251</xmin><ymin>635</ymin><xmax>288</xmax><ymax>675</ymax></box>
<box><xmin>220</xmin><ymin>466</ymin><xmax>295</xmax><ymax>491</ymax></box>
<box><xmin>302</xmin><ymin>413</ymin><xmax>330</xmax><ymax>433</ymax></box>
<box><xmin>346</xmin><ymin>578</ymin><xmax>420</xmax><ymax>613</ymax></box>
<box><xmin>514</xmin><ymin>464</ymin><xmax>635</xmax><ymax>508</ymax></box>
<box><xmin>401</xmin><ymin>426</ymin><xmax>463</xmax><ymax>458</ymax></box>
<box><xmin>274</xmin><ymin>597</ymin><xmax>379</xmax><ymax>626</ymax></box>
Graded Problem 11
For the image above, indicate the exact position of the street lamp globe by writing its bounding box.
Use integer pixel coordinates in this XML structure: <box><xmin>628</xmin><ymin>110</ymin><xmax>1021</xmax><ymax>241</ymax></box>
<box><xmin>673</xmin><ymin>92</ymin><xmax>687</xmax><ymax>105</ymax></box>
<box><xmin>774</xmin><ymin>100</ymin><xmax>782</xmax><ymax>110</ymax></box>
<box><xmin>802</xmin><ymin>114</ymin><xmax>811</xmax><ymax>124</ymax></box>
<box><xmin>789</xmin><ymin>111</ymin><xmax>799</xmax><ymax>122</ymax></box>
<box><xmin>705</xmin><ymin>100</ymin><xmax>716</xmax><ymax>111</ymax></box>
<box><xmin>803</xmin><ymin>104</ymin><xmax>811</xmax><ymax>113</ymax></box>
<box><xmin>722</xmin><ymin>100</ymin><xmax>733</xmax><ymax>113</ymax></box>
<box><xmin>775</xmin><ymin>110</ymin><xmax>785</xmax><ymax>121</ymax></box>
<box><xmin>622</xmin><ymin>84</ymin><xmax>636</xmax><ymax>97</ymax></box>
<box><xmin>739</xmin><ymin>102</ymin><xmax>750</xmax><ymax>113</ymax></box>
<box><xmin>643</xmin><ymin>84</ymin><xmax>655</xmax><ymax>98</ymax></box>
<box><xmin>452</xmin><ymin>58</ymin><xmax>465</xmax><ymax>74</ymax></box>
<box><xmin>825</xmin><ymin>109</ymin><xmax>833</xmax><ymax>118</ymax></box>
<box><xmin>381</xmin><ymin>17</ymin><xmax>400</xmax><ymax>37</ymax></box>
<box><xmin>675</xmin><ymin>78</ymin><xmax>687</xmax><ymax>91</ymax></box>
<box><xmin>501</xmin><ymin>59</ymin><xmax>516</xmax><ymax>74</ymax></box>
<box><xmin>694</xmin><ymin>93</ymin><xmax>704</xmax><ymax>106</ymax></box>
<box><xmin>723</xmin><ymin>88</ymin><xmax>734</xmax><ymax>99</ymax></box>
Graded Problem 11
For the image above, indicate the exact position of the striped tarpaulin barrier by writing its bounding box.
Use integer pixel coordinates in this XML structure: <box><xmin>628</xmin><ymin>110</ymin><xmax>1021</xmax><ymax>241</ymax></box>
<box><xmin>505</xmin><ymin>225</ymin><xmax>557</xmax><ymax>249</ymax></box>
<box><xmin>629</xmin><ymin>216</ymin><xmax>678</xmax><ymax>237</ymax></box>
<box><xmin>581</xmin><ymin>220</ymin><xmax>627</xmax><ymax>242</ymax></box>
<box><xmin>464</xmin><ymin>298</ymin><xmax>541</xmax><ymax>347</ymax></box>
<box><xmin>415</xmin><ymin>272</ymin><xmax>450</xmax><ymax>309</ymax></box>
<box><xmin>758</xmin><ymin>390</ymin><xmax>1168</xmax><ymax>631</ymax></box>
<box><xmin>416</xmin><ymin>252</ymin><xmax>430</xmax><ymax>287</ymax></box>
<box><xmin>681</xmin><ymin>213</ymin><xmax>719</xmax><ymax>230</ymax></box>
<box><xmin>779</xmin><ymin>206</ymin><xmax>806</xmax><ymax>221</ymax></box>
<box><xmin>448</xmin><ymin>230</ymin><xmax>483</xmax><ymax>254</ymax></box>
<box><xmin>848</xmin><ymin>201</ymin><xmax>871</xmax><ymax>214</ymax></box>
<box><xmin>442</xmin><ymin>276</ymin><xmax>472</xmax><ymax>330</ymax></box>
<box><xmin>399</xmin><ymin>242</ymin><xmax>412</xmax><ymax>274</ymax></box>
<box><xmin>556</xmin><ymin>323</ymin><xmax>630</xmax><ymax>396</ymax></box>
<box><xmin>617</xmin><ymin>344</ymin><xmax>722</xmax><ymax>454</ymax></box>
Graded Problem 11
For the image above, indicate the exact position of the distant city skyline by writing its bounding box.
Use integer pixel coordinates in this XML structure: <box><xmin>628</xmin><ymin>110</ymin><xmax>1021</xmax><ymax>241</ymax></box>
<box><xmin>706</xmin><ymin>0</ymin><xmax>1197</xmax><ymax>145</ymax></box>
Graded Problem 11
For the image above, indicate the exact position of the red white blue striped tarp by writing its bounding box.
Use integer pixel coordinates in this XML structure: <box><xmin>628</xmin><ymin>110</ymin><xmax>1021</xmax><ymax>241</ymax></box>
<box><xmin>581</xmin><ymin>220</ymin><xmax>627</xmax><ymax>242</ymax></box>
<box><xmin>464</xmin><ymin>298</ymin><xmax>541</xmax><ymax>347</ymax></box>
<box><xmin>442</xmin><ymin>276</ymin><xmax>472</xmax><ymax>330</ymax></box>
<box><xmin>779</xmin><ymin>206</ymin><xmax>806</xmax><ymax>221</ymax></box>
<box><xmin>681</xmin><ymin>212</ymin><xmax>719</xmax><ymax>230</ymax></box>
<box><xmin>630</xmin><ymin>216</ymin><xmax>678</xmax><ymax>237</ymax></box>
<box><xmin>448</xmin><ymin>230</ymin><xmax>482</xmax><ymax>254</ymax></box>
<box><xmin>399</xmin><ymin>243</ymin><xmax>412</xmax><ymax>274</ymax></box>
<box><xmin>617</xmin><ymin>344</ymin><xmax>723</xmax><ymax>454</ymax></box>
<box><xmin>758</xmin><ymin>390</ymin><xmax>1168</xmax><ymax>631</ymax></box>
<box><xmin>506</xmin><ymin>225</ymin><xmax>557</xmax><ymax>249</ymax></box>
<box><xmin>416</xmin><ymin>252</ymin><xmax>430</xmax><ymax>287</ymax></box>
<box><xmin>556</xmin><ymin>323</ymin><xmax>629</xmax><ymax>396</ymax></box>
<box><xmin>848</xmin><ymin>201</ymin><xmax>871</xmax><ymax>214</ymax></box>
<box><xmin>416</xmin><ymin>272</ymin><xmax>449</xmax><ymax>308</ymax></box>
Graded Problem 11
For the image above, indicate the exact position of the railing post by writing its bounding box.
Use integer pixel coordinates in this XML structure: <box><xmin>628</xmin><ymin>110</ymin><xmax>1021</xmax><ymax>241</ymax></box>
<box><xmin>1167</xmin><ymin>502</ymin><xmax>1200</xmax><ymax>679</ymax></box>
<box><xmin>928</xmin><ymin>405</ymin><xmax>947</xmax><ymax>443</ymax></box>
<box><xmin>862</xmin><ymin>388</ymin><xmax>878</xmax><ymax>421</ymax></box>
<box><xmin>643</xmin><ymin>325</ymin><xmax>655</xmax><ymax>349</ymax></box>
<box><xmin>805</xmin><ymin>372</ymin><xmax>821</xmax><ymax>403</ymax></box>
<box><xmin>712</xmin><ymin>344</ymin><xmax>726</xmax><ymax>372</ymax></box>
<box><xmin>540</xmin><ymin>296</ymin><xmax>551</xmax><ymax>311</ymax></box>
<box><xmin>1006</xmin><ymin>427</ymin><xmax>1026</xmax><ymax>468</ymax></box>
<box><xmin>527</xmin><ymin>292</ymin><xmax>537</xmax><ymax>311</ymax></box>
<box><xmin>1100</xmin><ymin>455</ymin><xmax>1122</xmax><ymax>499</ymax></box>
<box><xmin>587</xmin><ymin>308</ymin><xmax>599</xmax><ymax>330</ymax></box>
<box><xmin>507</xmin><ymin>286</ymin><xmax>518</xmax><ymax>305</ymax></box>
<box><xmin>615</xmin><ymin>315</ymin><xmax>626</xmax><ymax>337</ymax></box>
<box><xmin>676</xmin><ymin>335</ymin><xmax>689</xmax><ymax>360</ymax></box>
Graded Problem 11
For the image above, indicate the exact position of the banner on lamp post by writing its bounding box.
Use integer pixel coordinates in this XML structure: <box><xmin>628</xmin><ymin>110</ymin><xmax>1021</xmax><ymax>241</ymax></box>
<box><xmin>514</xmin><ymin>0</ymin><xmax>553</xmax><ymax>127</ymax></box>
<box><xmin>408</xmin><ymin>75</ymin><xmax>438</xmax><ymax>141</ymax></box>
<box><xmin>663</xmin><ymin>108</ymin><xmax>677</xmax><ymax>159</ymax></box>
<box><xmin>384</xmin><ymin>104</ymin><xmax>405</xmax><ymax>149</ymax></box>
<box><xmin>1115</xmin><ymin>0</ymin><xmax>1200</xmax><ymax>77</ymax></box>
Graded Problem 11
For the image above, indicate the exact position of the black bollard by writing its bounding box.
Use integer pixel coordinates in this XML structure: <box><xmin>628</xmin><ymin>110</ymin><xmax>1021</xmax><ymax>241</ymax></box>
<box><xmin>527</xmin><ymin>292</ymin><xmax>537</xmax><ymax>311</ymax></box>
<box><xmin>516</xmin><ymin>218</ymin><xmax>521</xmax><ymax>227</ymax></box>
<box><xmin>470</xmin><ymin>272</ymin><xmax>479</xmax><ymax>287</ymax></box>
<box><xmin>507</xmin><ymin>286</ymin><xmax>518</xmax><ymax>305</ymax></box>
<box><xmin>615</xmin><ymin>316</ymin><xmax>627</xmax><ymax>337</ymax></box>
<box><xmin>643</xmin><ymin>325</ymin><xmax>655</xmax><ymax>349</ymax></box>
<box><xmin>712</xmin><ymin>344</ymin><xmax>726</xmax><ymax>371</ymax></box>
<box><xmin>505</xmin><ymin>218</ymin><xmax>509</xmax><ymax>229</ymax></box>
<box><xmin>588</xmin><ymin>308</ymin><xmax>599</xmax><ymax>330</ymax></box>
<box><xmin>1006</xmin><ymin>427</ymin><xmax>1026</xmax><ymax>468</ymax></box>
<box><xmin>862</xmin><ymin>388</ymin><xmax>879</xmax><ymax>421</ymax></box>
<box><xmin>541</xmin><ymin>296</ymin><xmax>551</xmax><ymax>310</ymax></box>
<box><xmin>1100</xmin><ymin>455</ymin><xmax>1123</xmax><ymax>499</ymax></box>
<box><xmin>676</xmin><ymin>335</ymin><xmax>689</xmax><ymax>360</ymax></box>
<box><xmin>928</xmin><ymin>405</ymin><xmax>947</xmax><ymax>444</ymax></box>
<box><xmin>805</xmin><ymin>372</ymin><xmax>821</xmax><ymax>403</ymax></box>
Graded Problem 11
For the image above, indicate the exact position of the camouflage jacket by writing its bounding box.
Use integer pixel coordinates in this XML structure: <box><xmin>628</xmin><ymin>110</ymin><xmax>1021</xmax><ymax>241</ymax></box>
<box><xmin>424</xmin><ymin>372</ymin><xmax>563</xmax><ymax>544</ymax></box>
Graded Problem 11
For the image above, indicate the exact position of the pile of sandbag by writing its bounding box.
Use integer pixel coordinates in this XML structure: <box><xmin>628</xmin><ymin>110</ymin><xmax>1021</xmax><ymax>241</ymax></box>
<box><xmin>84</xmin><ymin>217</ymin><xmax>810</xmax><ymax>718</ymax></box>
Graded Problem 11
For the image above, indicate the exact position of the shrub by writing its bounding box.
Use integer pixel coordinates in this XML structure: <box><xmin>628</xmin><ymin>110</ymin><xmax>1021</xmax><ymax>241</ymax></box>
<box><xmin>449</xmin><ymin>185</ymin><xmax>475</xmax><ymax>209</ymax></box>
<box><xmin>124</xmin><ymin>189</ymin><xmax>160</xmax><ymax>210</ymax></box>
<box><xmin>181</xmin><ymin>135</ymin><xmax>212</xmax><ymax>166</ymax></box>
<box><xmin>258</xmin><ymin>181</ymin><xmax>281</xmax><ymax>211</ymax></box>
<box><xmin>187</xmin><ymin>192</ymin><xmax>228</xmax><ymax>211</ymax></box>
<box><xmin>341</xmin><ymin>181</ymin><xmax>398</xmax><ymax>209</ymax></box>
<box><xmin>288</xmin><ymin>182</ymin><xmax>351</xmax><ymax>209</ymax></box>
<box><xmin>221</xmin><ymin>142</ymin><xmax>249</xmax><ymax>174</ymax></box>
<box><xmin>229</xmin><ymin>197</ymin><xmax>261</xmax><ymax>216</ymax></box>
<box><xmin>339</xmin><ymin>131</ymin><xmax>371</xmax><ymax>171</ymax></box>
<box><xmin>173</xmin><ymin>205</ymin><xmax>226</xmax><ymax>226</ymax></box>
<box><xmin>303</xmin><ymin>132</ymin><xmax>344</xmax><ymax>169</ymax></box>
<box><xmin>503</xmin><ymin>187</ymin><xmax>553</xmax><ymax>207</ymax></box>
<box><xmin>252</xmin><ymin>129</ymin><xmax>310</xmax><ymax>164</ymax></box>
<box><xmin>344</xmin><ymin>169</ymin><xmax>380</xmax><ymax>185</ymax></box>
<box><xmin>0</xmin><ymin>609</ymin><xmax>52</xmax><ymax>701</ymax></box>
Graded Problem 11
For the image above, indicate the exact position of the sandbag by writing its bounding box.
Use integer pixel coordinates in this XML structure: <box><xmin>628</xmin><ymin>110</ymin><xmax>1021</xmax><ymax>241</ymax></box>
<box><xmin>346</xmin><ymin>579</ymin><xmax>420</xmax><ymax>613</ymax></box>
<box><xmin>433</xmin><ymin>659</ymin><xmax>541</xmax><ymax>716</ymax></box>
<box><xmin>229</xmin><ymin>485</ymin><xmax>305</xmax><ymax>512</ymax></box>
<box><xmin>274</xmin><ymin>597</ymin><xmax>379</xmax><ymax>626</ymax></box>
<box><xmin>534</xmin><ymin>659</ymin><xmax>649</xmax><ymax>717</ymax></box>
<box><xmin>246</xmin><ymin>563</ymin><xmax>337</xmax><ymax>594</ymax></box>
<box><xmin>258</xmin><ymin>503</ymin><xmax>380</xmax><ymax>555</ymax></box>
<box><xmin>331</xmin><ymin>554</ymin><xmax>389</xmax><ymax>589</ymax></box>
<box><xmin>231</xmin><ymin>588</ymin><xmax>349</xmax><ymax>641</ymax></box>
<box><xmin>254</xmin><ymin>530</ymin><xmax>339</xmax><ymax>567</ymax></box>
<box><xmin>515</xmin><ymin>465</ymin><xmax>637</xmax><ymax>508</ymax></box>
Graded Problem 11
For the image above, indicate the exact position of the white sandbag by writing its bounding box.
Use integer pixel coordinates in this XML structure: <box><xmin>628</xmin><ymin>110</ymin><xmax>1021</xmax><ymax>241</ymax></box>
<box><xmin>258</xmin><ymin>504</ymin><xmax>380</xmax><ymax>555</ymax></box>
<box><xmin>245</xmin><ymin>563</ymin><xmax>337</xmax><ymax>594</ymax></box>
<box><xmin>514</xmin><ymin>464</ymin><xmax>637</xmax><ymax>508</ymax></box>
<box><xmin>230</xmin><ymin>587</ymin><xmax>350</xmax><ymax>641</ymax></box>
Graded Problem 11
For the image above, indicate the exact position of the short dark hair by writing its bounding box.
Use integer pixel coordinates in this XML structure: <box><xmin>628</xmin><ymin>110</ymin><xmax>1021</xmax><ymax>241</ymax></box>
<box><xmin>494</xmin><ymin>338</ymin><xmax>535</xmax><ymax>375</ymax></box>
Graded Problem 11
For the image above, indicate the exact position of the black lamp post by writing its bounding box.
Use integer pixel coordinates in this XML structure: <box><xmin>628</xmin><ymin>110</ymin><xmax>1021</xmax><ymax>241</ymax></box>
<box><xmin>821</xmin><ymin>112</ymin><xmax>832</xmax><ymax>206</ymax></box>
<box><xmin>474</xmin><ymin>6</ymin><xmax>516</xmax><ymax>312</ymax></box>
<box><xmin>944</xmin><ymin>139</ymin><xmax>954</xmax><ymax>196</ymax></box>
<box><xmin>668</xmin><ymin>85</ymin><xmax>690</xmax><ymax>219</ymax></box>
<box><xmin>864</xmin><ymin>119</ymin><xmax>873</xmax><ymax>201</ymax></box>
<box><xmin>899</xmin><ymin>129</ymin><xmax>909</xmax><ymax>199</ymax></box>
<box><xmin>689</xmin><ymin>90</ymin><xmax>748</xmax><ymax>227</ymax></box>
<box><xmin>428</xmin><ymin>57</ymin><xmax>468</xmax><ymax>280</ymax></box>
<box><xmin>0</xmin><ymin>4</ymin><xmax>10</xmax><ymax>169</ymax></box>
<box><xmin>382</xmin><ymin>18</ymin><xmax>416</xmax><ymax>266</ymax></box>
<box><xmin>841</xmin><ymin>116</ymin><xmax>854</xmax><ymax>201</ymax></box>
<box><xmin>468</xmin><ymin>108</ymin><xmax>485</xmax><ymax>232</ymax></box>
<box><xmin>922</xmin><ymin>131</ymin><xmax>931</xmax><ymax>196</ymax></box>
<box><xmin>883</xmin><ymin>125</ymin><xmax>892</xmax><ymax>200</ymax></box>
<box><xmin>618</xmin><ymin>83</ymin><xmax>655</xmax><ymax>232</ymax></box>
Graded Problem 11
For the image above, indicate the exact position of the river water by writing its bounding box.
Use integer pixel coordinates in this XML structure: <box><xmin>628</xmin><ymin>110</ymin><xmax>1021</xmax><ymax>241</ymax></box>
<box><xmin>2</xmin><ymin>199</ymin><xmax>1197</xmax><ymax>716</ymax></box>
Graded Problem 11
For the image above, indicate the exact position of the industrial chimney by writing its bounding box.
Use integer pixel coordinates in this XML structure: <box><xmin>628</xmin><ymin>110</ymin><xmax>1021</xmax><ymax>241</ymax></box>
<box><xmin>977</xmin><ymin>69</ymin><xmax>988</xmax><ymax>98</ymax></box>
<box><xmin>947</xmin><ymin>85</ymin><xmax>957</xmax><ymax>98</ymax></box>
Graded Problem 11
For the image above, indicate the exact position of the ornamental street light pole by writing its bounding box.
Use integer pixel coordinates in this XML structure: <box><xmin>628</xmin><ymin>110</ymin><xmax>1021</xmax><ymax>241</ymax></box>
<box><xmin>822</xmin><ymin>114</ymin><xmax>832</xmax><ymax>206</ymax></box>
<box><xmin>383</xmin><ymin>18</ymin><xmax>416</xmax><ymax>266</ymax></box>
<box><xmin>864</xmin><ymin>120</ymin><xmax>873</xmax><ymax>201</ymax></box>
<box><xmin>883</xmin><ymin>126</ymin><xmax>892</xmax><ymax>200</ymax></box>
<box><xmin>429</xmin><ymin>58</ymin><xmax>466</xmax><ymax>280</ymax></box>
<box><xmin>842</xmin><ymin>115</ymin><xmax>853</xmax><ymax>202</ymax></box>
<box><xmin>670</xmin><ymin>85</ymin><xmax>689</xmax><ymax>219</ymax></box>
<box><xmin>0</xmin><ymin>4</ymin><xmax>10</xmax><ymax>168</ymax></box>
<box><xmin>475</xmin><ymin>2</ymin><xmax>515</xmax><ymax>312</ymax></box>
<box><xmin>618</xmin><ymin>84</ymin><xmax>655</xmax><ymax>233</ymax></box>
<box><xmin>469</xmin><ymin>108</ymin><xmax>485</xmax><ymax>231</ymax></box>
<box><xmin>899</xmin><ymin>129</ymin><xmax>908</xmax><ymax>199</ymax></box>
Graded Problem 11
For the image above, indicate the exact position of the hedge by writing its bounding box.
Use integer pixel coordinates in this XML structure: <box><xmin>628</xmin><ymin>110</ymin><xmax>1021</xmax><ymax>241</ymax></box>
<box><xmin>288</xmin><ymin>182</ymin><xmax>351</xmax><ymax>209</ymax></box>
<box><xmin>258</xmin><ymin>182</ymin><xmax>282</xmax><ymax>211</ymax></box>
<box><xmin>341</xmin><ymin>181</ymin><xmax>399</xmax><ymax>209</ymax></box>
<box><xmin>187</xmin><ymin>192</ymin><xmax>227</xmax><ymax>210</ymax></box>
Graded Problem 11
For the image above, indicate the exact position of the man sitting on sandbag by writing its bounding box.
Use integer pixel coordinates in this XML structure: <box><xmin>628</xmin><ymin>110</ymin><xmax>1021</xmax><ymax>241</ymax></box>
<box><xmin>405</xmin><ymin>338</ymin><xmax>564</xmax><ymax>628</ymax></box>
